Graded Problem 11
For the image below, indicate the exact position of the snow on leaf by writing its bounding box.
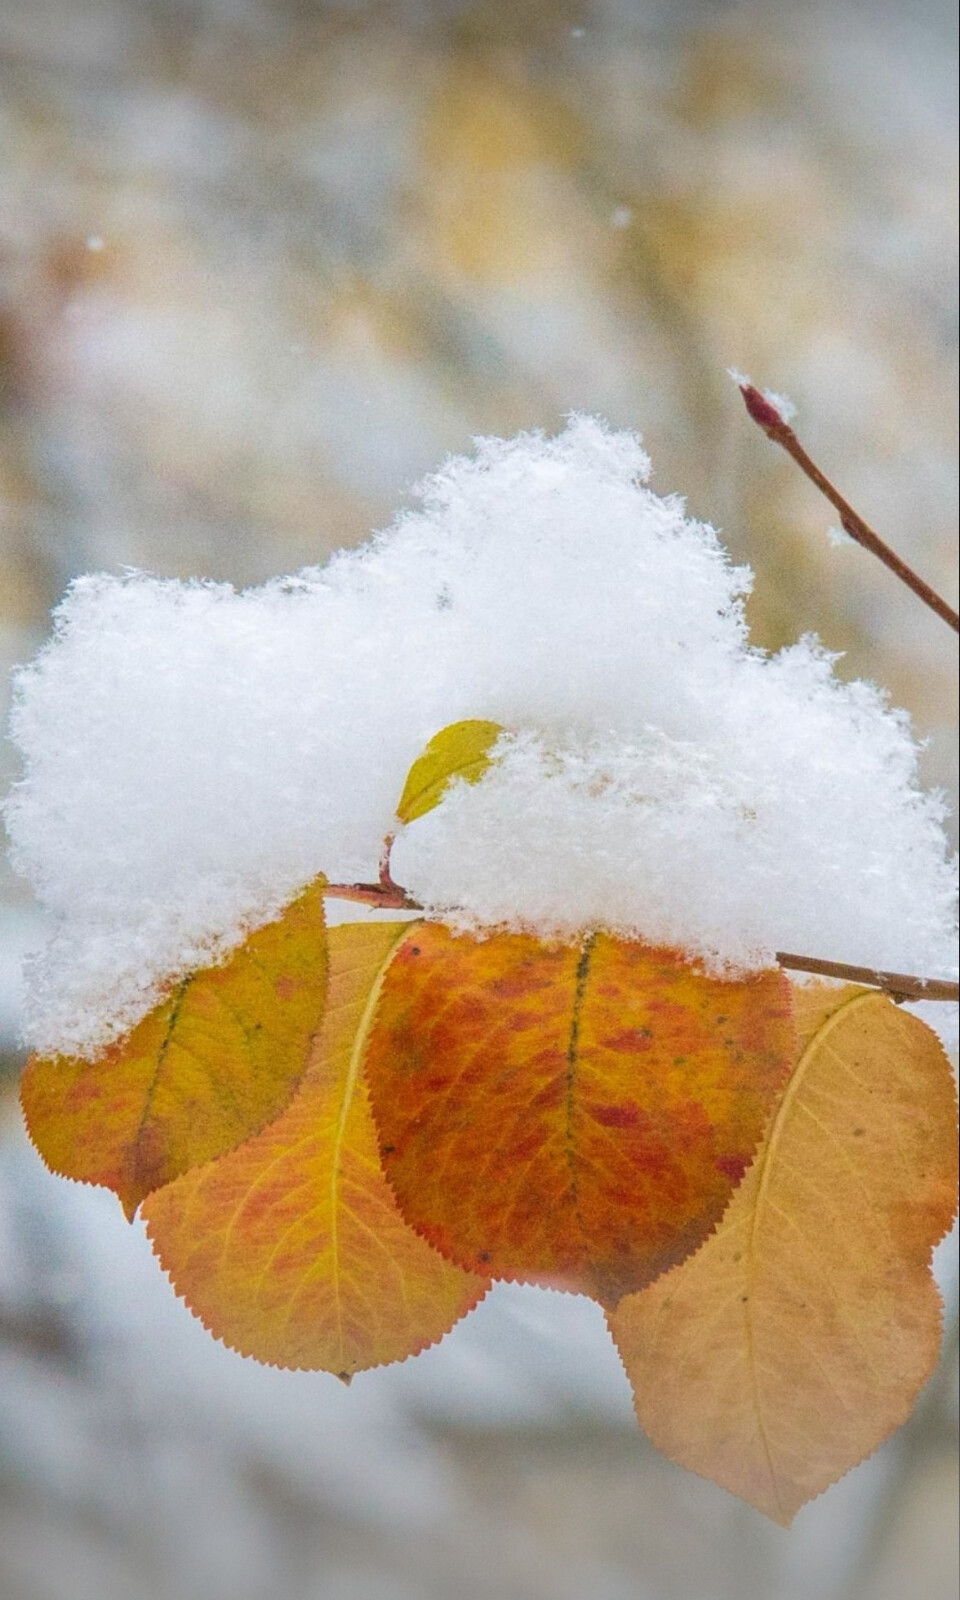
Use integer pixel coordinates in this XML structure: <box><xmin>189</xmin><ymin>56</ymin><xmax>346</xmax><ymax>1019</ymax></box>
<box><xmin>20</xmin><ymin>879</ymin><xmax>329</xmax><ymax>1218</ymax></box>
<box><xmin>607</xmin><ymin>984</ymin><xmax>959</xmax><ymax>1525</ymax></box>
<box><xmin>8</xmin><ymin>422</ymin><xmax>956</xmax><ymax>1058</ymax></box>
<box><xmin>142</xmin><ymin>921</ymin><xmax>489</xmax><ymax>1374</ymax></box>
<box><xmin>395</xmin><ymin>719</ymin><xmax>505</xmax><ymax>825</ymax></box>
<box><xmin>363</xmin><ymin>923</ymin><xmax>793</xmax><ymax>1306</ymax></box>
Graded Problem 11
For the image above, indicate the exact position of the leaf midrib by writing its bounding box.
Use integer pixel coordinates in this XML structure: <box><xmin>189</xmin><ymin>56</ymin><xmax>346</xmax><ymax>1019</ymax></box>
<box><xmin>327</xmin><ymin>925</ymin><xmax>414</xmax><ymax>1371</ymax></box>
<box><xmin>564</xmin><ymin>934</ymin><xmax>596</xmax><ymax>1262</ymax></box>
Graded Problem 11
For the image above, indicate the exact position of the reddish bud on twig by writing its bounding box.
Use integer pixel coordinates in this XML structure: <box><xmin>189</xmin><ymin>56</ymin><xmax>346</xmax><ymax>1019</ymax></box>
<box><xmin>739</xmin><ymin>383</ymin><xmax>785</xmax><ymax>434</ymax></box>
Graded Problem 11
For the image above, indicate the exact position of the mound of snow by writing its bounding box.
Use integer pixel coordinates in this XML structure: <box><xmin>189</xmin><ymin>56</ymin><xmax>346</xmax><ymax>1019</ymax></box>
<box><xmin>5</xmin><ymin>417</ymin><xmax>956</xmax><ymax>1057</ymax></box>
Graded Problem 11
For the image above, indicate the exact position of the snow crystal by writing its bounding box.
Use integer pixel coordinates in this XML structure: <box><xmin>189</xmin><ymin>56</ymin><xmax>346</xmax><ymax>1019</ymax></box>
<box><xmin>5</xmin><ymin>416</ymin><xmax>956</xmax><ymax>1056</ymax></box>
<box><xmin>761</xmin><ymin>388</ymin><xmax>797</xmax><ymax>423</ymax></box>
<box><xmin>827</xmin><ymin>523</ymin><xmax>856</xmax><ymax>548</ymax></box>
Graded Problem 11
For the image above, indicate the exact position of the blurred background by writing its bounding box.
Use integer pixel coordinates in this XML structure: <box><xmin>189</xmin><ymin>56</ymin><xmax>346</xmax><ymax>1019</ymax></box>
<box><xmin>0</xmin><ymin>0</ymin><xmax>957</xmax><ymax>1596</ymax></box>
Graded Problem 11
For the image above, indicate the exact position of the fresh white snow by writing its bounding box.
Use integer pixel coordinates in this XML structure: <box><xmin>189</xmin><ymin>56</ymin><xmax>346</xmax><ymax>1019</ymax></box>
<box><xmin>5</xmin><ymin>417</ymin><xmax>956</xmax><ymax>1057</ymax></box>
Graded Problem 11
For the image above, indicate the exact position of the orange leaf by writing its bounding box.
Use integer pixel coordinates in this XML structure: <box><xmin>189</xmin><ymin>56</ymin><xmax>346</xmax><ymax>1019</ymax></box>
<box><xmin>364</xmin><ymin>924</ymin><xmax>793</xmax><ymax>1305</ymax></box>
<box><xmin>21</xmin><ymin>879</ymin><xmax>329</xmax><ymax>1217</ymax></box>
<box><xmin>142</xmin><ymin>921</ymin><xmax>489</xmax><ymax>1375</ymax></box>
<box><xmin>608</xmin><ymin>985</ymin><xmax>959</xmax><ymax>1524</ymax></box>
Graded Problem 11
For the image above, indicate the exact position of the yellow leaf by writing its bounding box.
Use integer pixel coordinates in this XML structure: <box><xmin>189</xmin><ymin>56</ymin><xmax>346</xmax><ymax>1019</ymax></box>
<box><xmin>608</xmin><ymin>985</ymin><xmax>959</xmax><ymax>1524</ymax></box>
<box><xmin>395</xmin><ymin>719</ymin><xmax>504</xmax><ymax>824</ymax></box>
<box><xmin>21</xmin><ymin>879</ymin><xmax>329</xmax><ymax>1218</ymax></box>
<box><xmin>142</xmin><ymin>922</ymin><xmax>489</xmax><ymax>1374</ymax></box>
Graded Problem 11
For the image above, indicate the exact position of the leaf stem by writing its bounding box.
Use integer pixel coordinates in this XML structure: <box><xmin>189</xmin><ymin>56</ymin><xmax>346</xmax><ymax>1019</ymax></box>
<box><xmin>378</xmin><ymin>833</ymin><xmax>399</xmax><ymax>891</ymax></box>
<box><xmin>324</xmin><ymin>835</ymin><xmax>420</xmax><ymax>911</ymax></box>
<box><xmin>775</xmin><ymin>952</ymin><xmax>958</xmax><ymax>1004</ymax></box>
<box><xmin>323</xmin><ymin>880</ymin><xmax>420</xmax><ymax>911</ymax></box>
<box><xmin>739</xmin><ymin>384</ymin><xmax>959</xmax><ymax>632</ymax></box>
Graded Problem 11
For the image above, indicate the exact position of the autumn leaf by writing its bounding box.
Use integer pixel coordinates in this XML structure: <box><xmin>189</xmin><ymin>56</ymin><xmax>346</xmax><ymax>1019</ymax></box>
<box><xmin>21</xmin><ymin>879</ymin><xmax>329</xmax><ymax>1217</ymax></box>
<box><xmin>364</xmin><ymin>924</ymin><xmax>793</xmax><ymax>1305</ymax></box>
<box><xmin>395</xmin><ymin>719</ymin><xmax>504</xmax><ymax>824</ymax></box>
<box><xmin>142</xmin><ymin>921</ymin><xmax>489</xmax><ymax>1374</ymax></box>
<box><xmin>607</xmin><ymin>985</ymin><xmax>959</xmax><ymax>1525</ymax></box>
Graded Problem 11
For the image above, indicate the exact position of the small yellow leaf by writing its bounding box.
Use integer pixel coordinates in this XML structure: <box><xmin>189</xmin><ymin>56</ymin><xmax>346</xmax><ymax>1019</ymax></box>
<box><xmin>608</xmin><ymin>985</ymin><xmax>959</xmax><ymax>1525</ymax></box>
<box><xmin>21</xmin><ymin>879</ymin><xmax>329</xmax><ymax>1217</ymax></box>
<box><xmin>395</xmin><ymin>719</ymin><xmax>504</xmax><ymax>824</ymax></box>
<box><xmin>142</xmin><ymin>922</ymin><xmax>489</xmax><ymax>1374</ymax></box>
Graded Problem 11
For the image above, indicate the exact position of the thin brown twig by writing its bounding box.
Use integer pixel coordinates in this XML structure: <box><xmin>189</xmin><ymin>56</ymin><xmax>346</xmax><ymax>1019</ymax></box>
<box><xmin>775</xmin><ymin>951</ymin><xmax>958</xmax><ymax>1004</ymax></box>
<box><xmin>322</xmin><ymin>877</ymin><xmax>958</xmax><ymax>1002</ymax></box>
<box><xmin>323</xmin><ymin>880</ymin><xmax>420</xmax><ymax>911</ymax></box>
<box><xmin>324</xmin><ymin>834</ymin><xmax>419</xmax><ymax>909</ymax></box>
<box><xmin>739</xmin><ymin>384</ymin><xmax>959</xmax><ymax>632</ymax></box>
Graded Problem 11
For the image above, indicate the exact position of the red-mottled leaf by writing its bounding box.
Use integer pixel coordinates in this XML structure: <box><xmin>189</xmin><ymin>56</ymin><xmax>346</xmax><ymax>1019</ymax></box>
<box><xmin>364</xmin><ymin>924</ymin><xmax>793</xmax><ymax>1305</ymax></box>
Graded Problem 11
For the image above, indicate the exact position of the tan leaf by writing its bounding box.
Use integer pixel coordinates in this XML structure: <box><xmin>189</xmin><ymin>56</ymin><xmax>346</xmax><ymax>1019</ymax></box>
<box><xmin>608</xmin><ymin>984</ymin><xmax>959</xmax><ymax>1524</ymax></box>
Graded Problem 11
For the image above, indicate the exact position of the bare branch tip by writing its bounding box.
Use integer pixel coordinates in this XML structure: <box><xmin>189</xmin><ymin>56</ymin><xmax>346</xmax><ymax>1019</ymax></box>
<box><xmin>739</xmin><ymin>383</ymin><xmax>786</xmax><ymax>434</ymax></box>
<box><xmin>737</xmin><ymin>380</ymin><xmax>959</xmax><ymax>632</ymax></box>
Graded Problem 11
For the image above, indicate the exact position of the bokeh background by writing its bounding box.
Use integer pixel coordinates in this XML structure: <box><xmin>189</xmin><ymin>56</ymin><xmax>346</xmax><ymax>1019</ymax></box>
<box><xmin>0</xmin><ymin>1</ymin><xmax>957</xmax><ymax>1596</ymax></box>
